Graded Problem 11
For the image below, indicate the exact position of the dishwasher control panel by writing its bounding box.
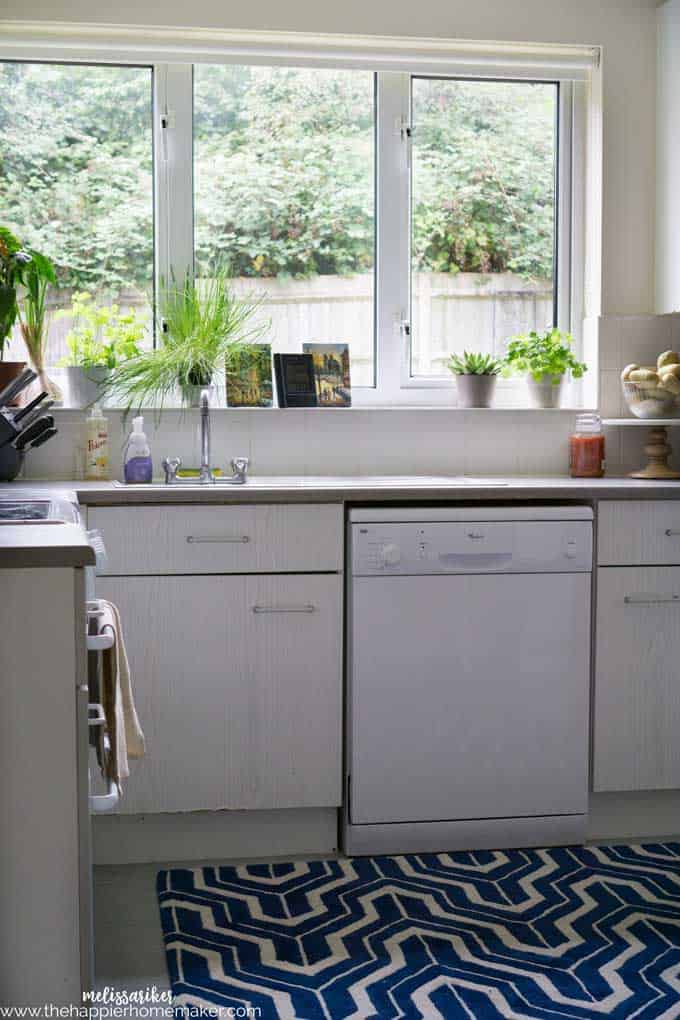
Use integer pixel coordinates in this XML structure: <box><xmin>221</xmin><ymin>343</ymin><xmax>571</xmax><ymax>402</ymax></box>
<box><xmin>351</xmin><ymin>520</ymin><xmax>593</xmax><ymax>575</ymax></box>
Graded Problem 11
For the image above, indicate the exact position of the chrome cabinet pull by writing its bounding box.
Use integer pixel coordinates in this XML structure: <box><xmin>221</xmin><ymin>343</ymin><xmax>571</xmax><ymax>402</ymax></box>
<box><xmin>252</xmin><ymin>604</ymin><xmax>316</xmax><ymax>614</ymax></box>
<box><xmin>186</xmin><ymin>535</ymin><xmax>250</xmax><ymax>544</ymax></box>
<box><xmin>624</xmin><ymin>593</ymin><xmax>680</xmax><ymax>604</ymax></box>
<box><xmin>665</xmin><ymin>529</ymin><xmax>680</xmax><ymax>537</ymax></box>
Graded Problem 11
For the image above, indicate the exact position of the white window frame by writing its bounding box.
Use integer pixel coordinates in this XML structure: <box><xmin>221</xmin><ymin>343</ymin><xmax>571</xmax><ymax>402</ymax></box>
<box><xmin>0</xmin><ymin>23</ymin><xmax>600</xmax><ymax>409</ymax></box>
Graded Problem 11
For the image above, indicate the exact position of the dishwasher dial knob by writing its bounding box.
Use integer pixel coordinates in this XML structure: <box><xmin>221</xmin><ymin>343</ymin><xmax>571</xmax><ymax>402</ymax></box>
<box><xmin>379</xmin><ymin>542</ymin><xmax>401</xmax><ymax>567</ymax></box>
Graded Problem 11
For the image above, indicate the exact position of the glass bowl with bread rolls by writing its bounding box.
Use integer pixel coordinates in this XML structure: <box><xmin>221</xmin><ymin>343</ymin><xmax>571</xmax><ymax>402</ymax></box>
<box><xmin>621</xmin><ymin>351</ymin><xmax>680</xmax><ymax>418</ymax></box>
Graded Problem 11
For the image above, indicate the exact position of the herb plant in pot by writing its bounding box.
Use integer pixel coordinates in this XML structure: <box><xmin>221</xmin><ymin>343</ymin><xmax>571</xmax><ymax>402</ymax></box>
<box><xmin>0</xmin><ymin>226</ymin><xmax>31</xmax><ymax>402</ymax></box>
<box><xmin>109</xmin><ymin>270</ymin><xmax>266</xmax><ymax>412</ymax></box>
<box><xmin>57</xmin><ymin>292</ymin><xmax>146</xmax><ymax>407</ymax></box>
<box><xmin>504</xmin><ymin>328</ymin><xmax>587</xmax><ymax>409</ymax></box>
<box><xmin>447</xmin><ymin>351</ymin><xmax>503</xmax><ymax>408</ymax></box>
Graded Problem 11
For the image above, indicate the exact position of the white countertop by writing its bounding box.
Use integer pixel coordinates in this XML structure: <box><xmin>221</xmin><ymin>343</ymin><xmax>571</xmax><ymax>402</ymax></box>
<box><xmin>3</xmin><ymin>474</ymin><xmax>679</xmax><ymax>566</ymax></box>
<box><xmin>0</xmin><ymin>522</ymin><xmax>95</xmax><ymax>568</ymax></box>
<box><xmin>45</xmin><ymin>474</ymin><xmax>680</xmax><ymax>503</ymax></box>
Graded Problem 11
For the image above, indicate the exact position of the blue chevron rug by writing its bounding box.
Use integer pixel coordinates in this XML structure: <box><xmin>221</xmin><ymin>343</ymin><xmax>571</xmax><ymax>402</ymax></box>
<box><xmin>157</xmin><ymin>844</ymin><xmax>680</xmax><ymax>1018</ymax></box>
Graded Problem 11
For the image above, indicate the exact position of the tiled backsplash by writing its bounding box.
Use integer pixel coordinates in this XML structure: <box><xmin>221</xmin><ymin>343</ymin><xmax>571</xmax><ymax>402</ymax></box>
<box><xmin>21</xmin><ymin>407</ymin><xmax>580</xmax><ymax>481</ymax></box>
<box><xmin>16</xmin><ymin>313</ymin><xmax>680</xmax><ymax>482</ymax></box>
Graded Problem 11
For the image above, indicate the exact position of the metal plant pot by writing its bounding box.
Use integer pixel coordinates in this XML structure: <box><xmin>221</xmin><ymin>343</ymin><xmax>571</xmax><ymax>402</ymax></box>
<box><xmin>455</xmin><ymin>373</ymin><xmax>497</xmax><ymax>409</ymax></box>
<box><xmin>63</xmin><ymin>365</ymin><xmax>109</xmax><ymax>408</ymax></box>
<box><xmin>526</xmin><ymin>373</ymin><xmax>565</xmax><ymax>409</ymax></box>
<box><xmin>180</xmin><ymin>373</ymin><xmax>215</xmax><ymax>408</ymax></box>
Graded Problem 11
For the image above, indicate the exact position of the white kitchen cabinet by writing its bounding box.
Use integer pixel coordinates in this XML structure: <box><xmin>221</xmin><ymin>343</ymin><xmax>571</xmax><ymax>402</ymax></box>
<box><xmin>97</xmin><ymin>572</ymin><xmax>342</xmax><ymax>813</ymax></box>
<box><xmin>594</xmin><ymin>565</ymin><xmax>680</xmax><ymax>791</ymax></box>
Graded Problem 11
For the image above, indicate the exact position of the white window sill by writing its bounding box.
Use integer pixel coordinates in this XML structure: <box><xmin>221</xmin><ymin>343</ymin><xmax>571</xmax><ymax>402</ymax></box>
<box><xmin>48</xmin><ymin>403</ymin><xmax>597</xmax><ymax>414</ymax></box>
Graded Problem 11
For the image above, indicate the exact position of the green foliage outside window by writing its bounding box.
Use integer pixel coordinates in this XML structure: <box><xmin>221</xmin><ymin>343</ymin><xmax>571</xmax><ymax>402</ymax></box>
<box><xmin>0</xmin><ymin>63</ymin><xmax>555</xmax><ymax>294</ymax></box>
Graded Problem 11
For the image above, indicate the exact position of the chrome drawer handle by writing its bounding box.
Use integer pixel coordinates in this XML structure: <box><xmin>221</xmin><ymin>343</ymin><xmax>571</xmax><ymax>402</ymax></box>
<box><xmin>665</xmin><ymin>529</ymin><xmax>680</xmax><ymax>537</ymax></box>
<box><xmin>252</xmin><ymin>604</ymin><xmax>316</xmax><ymax>614</ymax></box>
<box><xmin>624</xmin><ymin>593</ymin><xmax>680</xmax><ymax>604</ymax></box>
<box><xmin>186</xmin><ymin>535</ymin><xmax>250</xmax><ymax>544</ymax></box>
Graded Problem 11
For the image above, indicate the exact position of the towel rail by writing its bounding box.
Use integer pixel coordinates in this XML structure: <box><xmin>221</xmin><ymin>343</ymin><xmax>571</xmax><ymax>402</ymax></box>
<box><xmin>86</xmin><ymin>599</ymin><xmax>120</xmax><ymax>813</ymax></box>
<box><xmin>90</xmin><ymin>734</ymin><xmax>120</xmax><ymax>812</ymax></box>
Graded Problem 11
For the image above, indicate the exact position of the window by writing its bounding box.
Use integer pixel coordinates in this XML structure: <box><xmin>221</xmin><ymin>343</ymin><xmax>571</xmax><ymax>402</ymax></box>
<box><xmin>194</xmin><ymin>65</ymin><xmax>376</xmax><ymax>387</ymax></box>
<box><xmin>410</xmin><ymin>78</ymin><xmax>558</xmax><ymax>379</ymax></box>
<box><xmin>0</xmin><ymin>40</ymin><xmax>587</xmax><ymax>405</ymax></box>
<box><xmin>0</xmin><ymin>62</ymin><xmax>154</xmax><ymax>366</ymax></box>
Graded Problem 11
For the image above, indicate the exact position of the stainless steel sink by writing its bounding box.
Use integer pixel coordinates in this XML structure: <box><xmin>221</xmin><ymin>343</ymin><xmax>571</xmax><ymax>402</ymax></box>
<box><xmin>113</xmin><ymin>475</ymin><xmax>509</xmax><ymax>489</ymax></box>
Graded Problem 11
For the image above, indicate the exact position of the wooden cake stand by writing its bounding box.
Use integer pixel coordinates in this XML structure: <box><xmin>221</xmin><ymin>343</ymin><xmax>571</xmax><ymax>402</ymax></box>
<box><xmin>602</xmin><ymin>419</ymin><xmax>680</xmax><ymax>480</ymax></box>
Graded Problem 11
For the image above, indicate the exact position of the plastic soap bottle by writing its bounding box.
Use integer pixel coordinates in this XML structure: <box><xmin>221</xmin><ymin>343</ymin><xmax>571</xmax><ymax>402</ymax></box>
<box><xmin>124</xmin><ymin>416</ymin><xmax>153</xmax><ymax>484</ymax></box>
<box><xmin>85</xmin><ymin>404</ymin><xmax>109</xmax><ymax>480</ymax></box>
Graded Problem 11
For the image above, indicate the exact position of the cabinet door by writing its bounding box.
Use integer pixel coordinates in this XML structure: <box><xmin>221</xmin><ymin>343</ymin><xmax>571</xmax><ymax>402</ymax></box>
<box><xmin>97</xmin><ymin>574</ymin><xmax>342</xmax><ymax>813</ymax></box>
<box><xmin>594</xmin><ymin>566</ymin><xmax>680</xmax><ymax>791</ymax></box>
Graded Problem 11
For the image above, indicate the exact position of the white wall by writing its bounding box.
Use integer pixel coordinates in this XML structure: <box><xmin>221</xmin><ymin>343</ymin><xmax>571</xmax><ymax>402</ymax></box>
<box><xmin>1</xmin><ymin>0</ymin><xmax>658</xmax><ymax>317</ymax></box>
<box><xmin>3</xmin><ymin>0</ymin><xmax>663</xmax><ymax>479</ymax></box>
<box><xmin>656</xmin><ymin>0</ymin><xmax>680</xmax><ymax>313</ymax></box>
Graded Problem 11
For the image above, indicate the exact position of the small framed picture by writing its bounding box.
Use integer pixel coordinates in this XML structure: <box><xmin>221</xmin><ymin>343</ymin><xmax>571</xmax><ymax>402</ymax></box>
<box><xmin>273</xmin><ymin>354</ymin><xmax>318</xmax><ymax>407</ymax></box>
<box><xmin>302</xmin><ymin>343</ymin><xmax>352</xmax><ymax>407</ymax></box>
<box><xmin>226</xmin><ymin>345</ymin><xmax>273</xmax><ymax>407</ymax></box>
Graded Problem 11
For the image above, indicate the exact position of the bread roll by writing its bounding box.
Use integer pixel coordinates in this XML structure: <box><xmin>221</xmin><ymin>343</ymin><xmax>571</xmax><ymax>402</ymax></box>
<box><xmin>628</xmin><ymin>368</ymin><xmax>659</xmax><ymax>389</ymax></box>
<box><xmin>659</xmin><ymin>369</ymin><xmax>680</xmax><ymax>395</ymax></box>
<box><xmin>658</xmin><ymin>351</ymin><xmax>680</xmax><ymax>370</ymax></box>
<box><xmin>621</xmin><ymin>363</ymin><xmax>640</xmax><ymax>382</ymax></box>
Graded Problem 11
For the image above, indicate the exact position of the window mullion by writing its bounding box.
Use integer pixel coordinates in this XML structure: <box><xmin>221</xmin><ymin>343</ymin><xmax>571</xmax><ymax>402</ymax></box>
<box><xmin>375</xmin><ymin>72</ymin><xmax>410</xmax><ymax>402</ymax></box>
<box><xmin>154</xmin><ymin>63</ymin><xmax>193</xmax><ymax>306</ymax></box>
<box><xmin>556</xmin><ymin>80</ymin><xmax>574</xmax><ymax>336</ymax></box>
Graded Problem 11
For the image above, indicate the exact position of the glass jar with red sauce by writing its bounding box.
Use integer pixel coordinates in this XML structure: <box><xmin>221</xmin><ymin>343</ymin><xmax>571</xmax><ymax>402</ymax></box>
<box><xmin>569</xmin><ymin>413</ymin><xmax>605</xmax><ymax>478</ymax></box>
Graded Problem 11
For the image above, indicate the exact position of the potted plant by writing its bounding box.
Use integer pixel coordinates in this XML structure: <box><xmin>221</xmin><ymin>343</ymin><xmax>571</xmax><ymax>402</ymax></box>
<box><xmin>504</xmin><ymin>328</ymin><xmax>587</xmax><ymax>409</ymax></box>
<box><xmin>57</xmin><ymin>292</ymin><xmax>146</xmax><ymax>407</ymax></box>
<box><xmin>447</xmin><ymin>351</ymin><xmax>503</xmax><ymax>408</ymax></box>
<box><xmin>109</xmin><ymin>270</ymin><xmax>266</xmax><ymax>412</ymax></box>
<box><xmin>0</xmin><ymin>226</ymin><xmax>31</xmax><ymax>400</ymax></box>
<box><xmin>17</xmin><ymin>247</ymin><xmax>63</xmax><ymax>403</ymax></box>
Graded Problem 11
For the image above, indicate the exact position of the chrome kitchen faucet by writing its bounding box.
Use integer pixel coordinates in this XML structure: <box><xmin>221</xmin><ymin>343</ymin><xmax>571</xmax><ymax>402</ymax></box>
<box><xmin>162</xmin><ymin>389</ymin><xmax>250</xmax><ymax>485</ymax></box>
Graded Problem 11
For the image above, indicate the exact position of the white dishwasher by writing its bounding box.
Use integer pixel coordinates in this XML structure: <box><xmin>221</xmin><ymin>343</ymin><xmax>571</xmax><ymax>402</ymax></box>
<box><xmin>344</xmin><ymin>505</ymin><xmax>593</xmax><ymax>855</ymax></box>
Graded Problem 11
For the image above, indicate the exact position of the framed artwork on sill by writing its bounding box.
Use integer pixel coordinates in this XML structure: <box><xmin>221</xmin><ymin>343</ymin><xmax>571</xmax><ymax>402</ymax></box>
<box><xmin>302</xmin><ymin>343</ymin><xmax>352</xmax><ymax>407</ymax></box>
<box><xmin>226</xmin><ymin>344</ymin><xmax>273</xmax><ymax>407</ymax></box>
<box><xmin>273</xmin><ymin>353</ymin><xmax>318</xmax><ymax>407</ymax></box>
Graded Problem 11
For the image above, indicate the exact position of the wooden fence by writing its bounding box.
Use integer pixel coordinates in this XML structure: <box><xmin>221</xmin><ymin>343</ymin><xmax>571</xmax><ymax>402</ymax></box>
<box><xmin>6</xmin><ymin>273</ymin><xmax>552</xmax><ymax>385</ymax></box>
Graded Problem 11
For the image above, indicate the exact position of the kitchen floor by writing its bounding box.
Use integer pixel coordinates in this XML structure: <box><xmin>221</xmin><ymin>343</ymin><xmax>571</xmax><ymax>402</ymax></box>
<box><xmin>95</xmin><ymin>853</ymin><xmax>339</xmax><ymax>993</ymax></box>
<box><xmin>94</xmin><ymin>864</ymin><xmax>169</xmax><ymax>993</ymax></box>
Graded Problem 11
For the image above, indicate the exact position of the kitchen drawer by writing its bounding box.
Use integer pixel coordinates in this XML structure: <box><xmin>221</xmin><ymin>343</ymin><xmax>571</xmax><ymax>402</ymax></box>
<box><xmin>89</xmin><ymin>503</ymin><xmax>343</xmax><ymax>574</ymax></box>
<box><xmin>598</xmin><ymin>500</ymin><xmax>680</xmax><ymax>565</ymax></box>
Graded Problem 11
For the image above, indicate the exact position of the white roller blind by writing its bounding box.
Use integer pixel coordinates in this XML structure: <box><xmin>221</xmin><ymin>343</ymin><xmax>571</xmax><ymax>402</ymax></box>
<box><xmin>0</xmin><ymin>21</ymin><xmax>600</xmax><ymax>78</ymax></box>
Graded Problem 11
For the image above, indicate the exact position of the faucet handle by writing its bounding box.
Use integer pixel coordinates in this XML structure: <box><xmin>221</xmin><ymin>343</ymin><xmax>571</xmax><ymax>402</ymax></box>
<box><xmin>162</xmin><ymin>456</ymin><xmax>182</xmax><ymax>484</ymax></box>
<box><xmin>231</xmin><ymin>456</ymin><xmax>249</xmax><ymax>483</ymax></box>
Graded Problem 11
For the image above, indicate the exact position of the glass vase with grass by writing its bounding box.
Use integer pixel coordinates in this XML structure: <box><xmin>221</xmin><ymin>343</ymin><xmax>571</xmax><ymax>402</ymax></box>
<box><xmin>17</xmin><ymin>247</ymin><xmax>63</xmax><ymax>402</ymax></box>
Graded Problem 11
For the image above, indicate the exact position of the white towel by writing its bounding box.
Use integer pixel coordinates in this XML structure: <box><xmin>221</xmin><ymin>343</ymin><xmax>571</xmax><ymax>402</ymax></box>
<box><xmin>99</xmin><ymin>599</ymin><xmax>145</xmax><ymax>789</ymax></box>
